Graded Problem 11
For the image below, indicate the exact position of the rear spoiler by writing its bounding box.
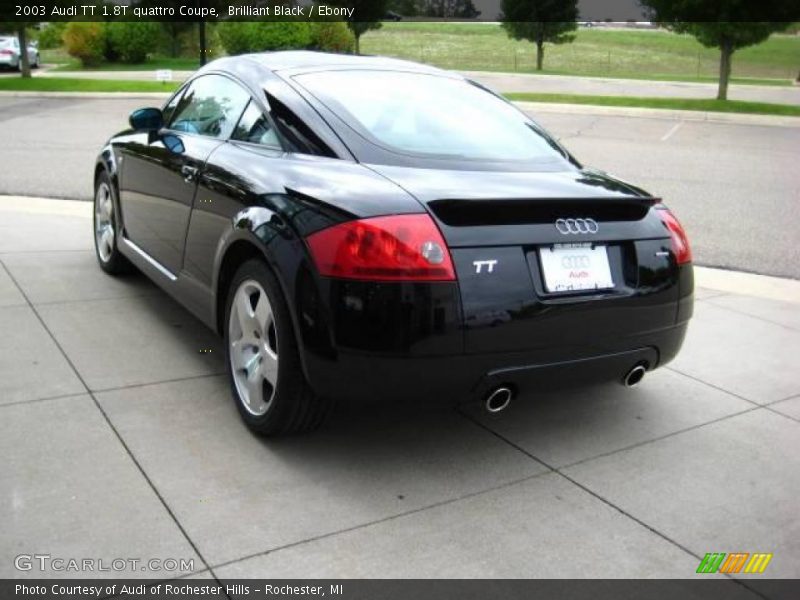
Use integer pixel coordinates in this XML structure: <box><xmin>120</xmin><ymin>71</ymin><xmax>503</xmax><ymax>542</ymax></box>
<box><xmin>428</xmin><ymin>197</ymin><xmax>660</xmax><ymax>227</ymax></box>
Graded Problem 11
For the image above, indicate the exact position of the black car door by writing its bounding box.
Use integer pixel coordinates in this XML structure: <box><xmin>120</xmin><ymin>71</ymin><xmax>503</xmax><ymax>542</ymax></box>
<box><xmin>118</xmin><ymin>74</ymin><xmax>251</xmax><ymax>275</ymax></box>
<box><xmin>181</xmin><ymin>90</ymin><xmax>343</xmax><ymax>291</ymax></box>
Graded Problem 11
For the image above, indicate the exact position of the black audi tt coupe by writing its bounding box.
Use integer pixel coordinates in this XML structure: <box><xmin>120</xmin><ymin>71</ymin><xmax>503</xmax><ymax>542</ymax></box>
<box><xmin>94</xmin><ymin>51</ymin><xmax>693</xmax><ymax>435</ymax></box>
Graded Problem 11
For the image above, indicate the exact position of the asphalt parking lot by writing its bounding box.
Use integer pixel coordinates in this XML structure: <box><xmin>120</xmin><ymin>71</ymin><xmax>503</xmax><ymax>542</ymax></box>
<box><xmin>1</xmin><ymin>196</ymin><xmax>799</xmax><ymax>588</ymax></box>
<box><xmin>0</xmin><ymin>95</ymin><xmax>798</xmax><ymax>277</ymax></box>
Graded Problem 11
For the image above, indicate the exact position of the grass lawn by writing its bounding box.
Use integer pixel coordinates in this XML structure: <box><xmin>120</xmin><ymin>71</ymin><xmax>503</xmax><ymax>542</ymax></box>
<box><xmin>0</xmin><ymin>77</ymin><xmax>178</xmax><ymax>93</ymax></box>
<box><xmin>362</xmin><ymin>23</ymin><xmax>800</xmax><ymax>84</ymax></box>
<box><xmin>50</xmin><ymin>56</ymin><xmax>202</xmax><ymax>72</ymax></box>
<box><xmin>507</xmin><ymin>93</ymin><xmax>800</xmax><ymax>117</ymax></box>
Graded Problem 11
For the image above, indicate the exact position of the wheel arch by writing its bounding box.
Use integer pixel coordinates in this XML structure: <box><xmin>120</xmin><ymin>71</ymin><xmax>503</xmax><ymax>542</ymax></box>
<box><xmin>95</xmin><ymin>144</ymin><xmax>119</xmax><ymax>185</ymax></box>
<box><xmin>94</xmin><ymin>149</ymin><xmax>125</xmax><ymax>229</ymax></box>
<box><xmin>215</xmin><ymin>238</ymin><xmax>264</xmax><ymax>334</ymax></box>
<box><xmin>210</xmin><ymin>199</ymin><xmax>333</xmax><ymax>387</ymax></box>
<box><xmin>213</xmin><ymin>228</ymin><xmax>318</xmax><ymax>386</ymax></box>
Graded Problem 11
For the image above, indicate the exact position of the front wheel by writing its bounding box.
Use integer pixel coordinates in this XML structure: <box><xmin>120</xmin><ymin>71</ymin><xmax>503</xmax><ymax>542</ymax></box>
<box><xmin>93</xmin><ymin>171</ymin><xmax>132</xmax><ymax>274</ymax></box>
<box><xmin>224</xmin><ymin>259</ymin><xmax>331</xmax><ymax>435</ymax></box>
<box><xmin>32</xmin><ymin>53</ymin><xmax>40</xmax><ymax>68</ymax></box>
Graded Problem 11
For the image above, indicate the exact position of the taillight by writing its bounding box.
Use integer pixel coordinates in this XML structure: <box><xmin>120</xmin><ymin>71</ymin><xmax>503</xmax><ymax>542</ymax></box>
<box><xmin>0</xmin><ymin>50</ymin><xmax>13</xmax><ymax>56</ymax></box>
<box><xmin>656</xmin><ymin>205</ymin><xmax>692</xmax><ymax>265</ymax></box>
<box><xmin>306</xmin><ymin>214</ymin><xmax>456</xmax><ymax>282</ymax></box>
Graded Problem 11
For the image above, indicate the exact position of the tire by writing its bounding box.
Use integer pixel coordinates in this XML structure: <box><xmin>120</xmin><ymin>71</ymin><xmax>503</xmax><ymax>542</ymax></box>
<box><xmin>32</xmin><ymin>54</ymin><xmax>40</xmax><ymax>68</ymax></box>
<box><xmin>224</xmin><ymin>258</ymin><xmax>331</xmax><ymax>436</ymax></box>
<box><xmin>93</xmin><ymin>171</ymin><xmax>133</xmax><ymax>275</ymax></box>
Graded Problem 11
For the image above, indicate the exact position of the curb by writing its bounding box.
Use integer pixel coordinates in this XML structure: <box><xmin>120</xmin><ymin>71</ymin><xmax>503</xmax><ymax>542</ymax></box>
<box><xmin>515</xmin><ymin>101</ymin><xmax>800</xmax><ymax>127</ymax></box>
<box><xmin>2</xmin><ymin>195</ymin><xmax>797</xmax><ymax>303</ymax></box>
<box><xmin>694</xmin><ymin>266</ymin><xmax>800</xmax><ymax>304</ymax></box>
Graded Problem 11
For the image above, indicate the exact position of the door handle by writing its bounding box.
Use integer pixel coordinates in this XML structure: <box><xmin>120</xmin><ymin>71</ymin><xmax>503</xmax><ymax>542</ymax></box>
<box><xmin>181</xmin><ymin>165</ymin><xmax>199</xmax><ymax>183</ymax></box>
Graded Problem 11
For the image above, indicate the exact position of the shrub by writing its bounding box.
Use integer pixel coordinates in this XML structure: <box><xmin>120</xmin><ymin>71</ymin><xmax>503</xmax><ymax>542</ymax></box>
<box><xmin>310</xmin><ymin>21</ymin><xmax>354</xmax><ymax>53</ymax></box>
<box><xmin>216</xmin><ymin>22</ymin><xmax>254</xmax><ymax>56</ymax></box>
<box><xmin>37</xmin><ymin>23</ymin><xmax>66</xmax><ymax>50</ymax></box>
<box><xmin>218</xmin><ymin>22</ymin><xmax>313</xmax><ymax>55</ymax></box>
<box><xmin>102</xmin><ymin>30</ymin><xmax>119</xmax><ymax>63</ymax></box>
<box><xmin>62</xmin><ymin>22</ymin><xmax>105</xmax><ymax>67</ymax></box>
<box><xmin>107</xmin><ymin>21</ymin><xmax>160</xmax><ymax>64</ymax></box>
<box><xmin>179</xmin><ymin>23</ymin><xmax>221</xmax><ymax>59</ymax></box>
<box><xmin>157</xmin><ymin>22</ymin><xmax>190</xmax><ymax>58</ymax></box>
<box><xmin>253</xmin><ymin>22</ymin><xmax>313</xmax><ymax>51</ymax></box>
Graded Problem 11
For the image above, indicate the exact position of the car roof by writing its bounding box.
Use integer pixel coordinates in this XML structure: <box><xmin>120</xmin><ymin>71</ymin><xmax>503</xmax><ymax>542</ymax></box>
<box><xmin>197</xmin><ymin>51</ymin><xmax>459</xmax><ymax>85</ymax></box>
<box><xmin>240</xmin><ymin>50</ymin><xmax>449</xmax><ymax>74</ymax></box>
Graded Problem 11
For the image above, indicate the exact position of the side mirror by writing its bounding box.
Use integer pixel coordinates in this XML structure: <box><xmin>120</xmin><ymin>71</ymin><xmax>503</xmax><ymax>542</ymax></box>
<box><xmin>129</xmin><ymin>107</ymin><xmax>163</xmax><ymax>131</ymax></box>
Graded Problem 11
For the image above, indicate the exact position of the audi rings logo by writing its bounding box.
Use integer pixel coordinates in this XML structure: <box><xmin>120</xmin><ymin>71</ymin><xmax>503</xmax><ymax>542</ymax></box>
<box><xmin>555</xmin><ymin>218</ymin><xmax>599</xmax><ymax>235</ymax></box>
<box><xmin>561</xmin><ymin>255</ymin><xmax>591</xmax><ymax>269</ymax></box>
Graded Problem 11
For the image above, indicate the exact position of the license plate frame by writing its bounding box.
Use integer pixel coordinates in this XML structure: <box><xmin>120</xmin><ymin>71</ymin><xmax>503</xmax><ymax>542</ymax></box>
<box><xmin>538</xmin><ymin>243</ymin><xmax>615</xmax><ymax>294</ymax></box>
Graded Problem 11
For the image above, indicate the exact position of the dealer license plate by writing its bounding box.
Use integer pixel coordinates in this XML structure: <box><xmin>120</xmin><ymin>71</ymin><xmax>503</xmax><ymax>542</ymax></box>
<box><xmin>539</xmin><ymin>243</ymin><xmax>615</xmax><ymax>293</ymax></box>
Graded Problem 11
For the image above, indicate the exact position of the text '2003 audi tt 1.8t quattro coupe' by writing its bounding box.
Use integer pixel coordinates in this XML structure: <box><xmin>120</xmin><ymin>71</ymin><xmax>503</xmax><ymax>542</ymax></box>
<box><xmin>93</xmin><ymin>52</ymin><xmax>693</xmax><ymax>435</ymax></box>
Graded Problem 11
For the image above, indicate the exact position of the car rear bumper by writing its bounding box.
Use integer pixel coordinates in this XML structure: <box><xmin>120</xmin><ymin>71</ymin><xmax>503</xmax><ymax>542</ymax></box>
<box><xmin>295</xmin><ymin>262</ymin><xmax>692</xmax><ymax>404</ymax></box>
<box><xmin>302</xmin><ymin>321</ymin><xmax>688</xmax><ymax>404</ymax></box>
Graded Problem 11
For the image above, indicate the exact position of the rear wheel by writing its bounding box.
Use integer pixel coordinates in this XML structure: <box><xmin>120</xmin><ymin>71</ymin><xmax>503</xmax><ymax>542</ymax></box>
<box><xmin>32</xmin><ymin>53</ymin><xmax>40</xmax><ymax>68</ymax></box>
<box><xmin>93</xmin><ymin>171</ymin><xmax>132</xmax><ymax>274</ymax></box>
<box><xmin>224</xmin><ymin>259</ymin><xmax>331</xmax><ymax>435</ymax></box>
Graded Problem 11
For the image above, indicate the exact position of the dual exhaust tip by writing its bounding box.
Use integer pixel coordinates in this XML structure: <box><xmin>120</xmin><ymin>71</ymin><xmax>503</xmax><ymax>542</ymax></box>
<box><xmin>623</xmin><ymin>364</ymin><xmax>647</xmax><ymax>388</ymax></box>
<box><xmin>484</xmin><ymin>386</ymin><xmax>514</xmax><ymax>414</ymax></box>
<box><xmin>483</xmin><ymin>364</ymin><xmax>647</xmax><ymax>414</ymax></box>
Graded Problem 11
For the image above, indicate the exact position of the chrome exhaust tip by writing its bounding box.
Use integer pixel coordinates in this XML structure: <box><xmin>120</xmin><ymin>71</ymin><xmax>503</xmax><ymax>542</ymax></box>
<box><xmin>484</xmin><ymin>386</ymin><xmax>513</xmax><ymax>413</ymax></box>
<box><xmin>623</xmin><ymin>364</ymin><xmax>647</xmax><ymax>388</ymax></box>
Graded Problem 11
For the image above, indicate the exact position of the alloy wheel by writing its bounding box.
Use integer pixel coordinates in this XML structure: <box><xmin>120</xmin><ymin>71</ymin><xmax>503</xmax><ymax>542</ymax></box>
<box><xmin>94</xmin><ymin>181</ymin><xmax>115</xmax><ymax>263</ymax></box>
<box><xmin>228</xmin><ymin>279</ymin><xmax>279</xmax><ymax>416</ymax></box>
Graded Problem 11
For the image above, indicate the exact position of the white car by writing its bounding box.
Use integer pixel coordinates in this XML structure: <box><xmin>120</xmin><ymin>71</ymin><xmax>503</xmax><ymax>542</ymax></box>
<box><xmin>0</xmin><ymin>36</ymin><xmax>40</xmax><ymax>70</ymax></box>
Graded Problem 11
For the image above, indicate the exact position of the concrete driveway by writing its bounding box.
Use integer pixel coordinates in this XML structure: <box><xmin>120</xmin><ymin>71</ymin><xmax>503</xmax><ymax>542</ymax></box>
<box><xmin>1</xmin><ymin>195</ymin><xmax>799</xmax><ymax>587</ymax></box>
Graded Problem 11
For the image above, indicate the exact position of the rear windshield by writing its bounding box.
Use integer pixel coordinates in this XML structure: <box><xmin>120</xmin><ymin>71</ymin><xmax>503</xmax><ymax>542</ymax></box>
<box><xmin>293</xmin><ymin>70</ymin><xmax>567</xmax><ymax>164</ymax></box>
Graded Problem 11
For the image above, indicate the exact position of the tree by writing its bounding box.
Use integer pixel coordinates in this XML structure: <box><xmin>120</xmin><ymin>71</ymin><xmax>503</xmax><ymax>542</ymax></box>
<box><xmin>387</xmin><ymin>0</ymin><xmax>420</xmax><ymax>17</ymax></box>
<box><xmin>420</xmin><ymin>0</ymin><xmax>480</xmax><ymax>18</ymax></box>
<box><xmin>15</xmin><ymin>24</ymin><xmax>32</xmax><ymax>78</ymax></box>
<box><xmin>160</xmin><ymin>22</ymin><xmax>194</xmax><ymax>58</ymax></box>
<box><xmin>500</xmin><ymin>0</ymin><xmax>578</xmax><ymax>71</ymax></box>
<box><xmin>0</xmin><ymin>22</ymin><xmax>34</xmax><ymax>77</ymax></box>
<box><xmin>331</xmin><ymin>0</ymin><xmax>388</xmax><ymax>54</ymax></box>
<box><xmin>136</xmin><ymin>0</ymin><xmax>221</xmax><ymax>66</ymax></box>
<box><xmin>641</xmin><ymin>1</ymin><xmax>795</xmax><ymax>100</ymax></box>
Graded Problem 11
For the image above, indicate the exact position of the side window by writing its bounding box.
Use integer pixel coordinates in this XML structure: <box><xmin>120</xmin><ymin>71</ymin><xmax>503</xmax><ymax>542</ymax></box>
<box><xmin>161</xmin><ymin>86</ymin><xmax>186</xmax><ymax>126</ymax></box>
<box><xmin>167</xmin><ymin>75</ymin><xmax>250</xmax><ymax>139</ymax></box>
<box><xmin>232</xmin><ymin>101</ymin><xmax>281</xmax><ymax>148</ymax></box>
<box><xmin>266</xmin><ymin>93</ymin><xmax>334</xmax><ymax>157</ymax></box>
